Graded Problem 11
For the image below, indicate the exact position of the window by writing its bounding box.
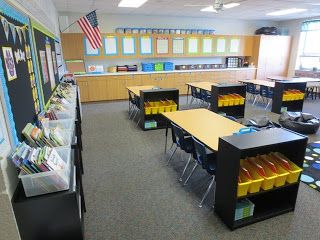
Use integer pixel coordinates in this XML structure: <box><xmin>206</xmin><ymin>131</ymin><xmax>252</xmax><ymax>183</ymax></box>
<box><xmin>296</xmin><ymin>20</ymin><xmax>320</xmax><ymax>70</ymax></box>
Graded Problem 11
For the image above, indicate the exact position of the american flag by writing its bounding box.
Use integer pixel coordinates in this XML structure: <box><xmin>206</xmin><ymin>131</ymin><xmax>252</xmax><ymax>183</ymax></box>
<box><xmin>77</xmin><ymin>11</ymin><xmax>102</xmax><ymax>49</ymax></box>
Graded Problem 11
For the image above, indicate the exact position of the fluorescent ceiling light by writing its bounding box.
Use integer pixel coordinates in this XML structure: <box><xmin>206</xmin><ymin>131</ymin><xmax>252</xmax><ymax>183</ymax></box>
<box><xmin>200</xmin><ymin>6</ymin><xmax>217</xmax><ymax>12</ymax></box>
<box><xmin>224</xmin><ymin>3</ymin><xmax>240</xmax><ymax>9</ymax></box>
<box><xmin>267</xmin><ymin>8</ymin><xmax>307</xmax><ymax>16</ymax></box>
<box><xmin>118</xmin><ymin>0</ymin><xmax>148</xmax><ymax>8</ymax></box>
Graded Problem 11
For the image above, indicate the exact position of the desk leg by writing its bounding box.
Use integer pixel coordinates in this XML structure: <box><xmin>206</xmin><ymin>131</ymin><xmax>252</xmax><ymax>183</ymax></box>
<box><xmin>165</xmin><ymin>121</ymin><xmax>168</xmax><ymax>153</ymax></box>
<box><xmin>186</xmin><ymin>85</ymin><xmax>190</xmax><ymax>105</ymax></box>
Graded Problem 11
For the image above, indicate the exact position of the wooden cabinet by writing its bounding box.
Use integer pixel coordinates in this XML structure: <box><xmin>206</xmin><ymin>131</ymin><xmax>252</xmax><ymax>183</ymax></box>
<box><xmin>77</xmin><ymin>80</ymin><xmax>89</xmax><ymax>102</ymax></box>
<box><xmin>251</xmin><ymin>35</ymin><xmax>291</xmax><ymax>80</ymax></box>
<box><xmin>61</xmin><ymin>33</ymin><xmax>84</xmax><ymax>60</ymax></box>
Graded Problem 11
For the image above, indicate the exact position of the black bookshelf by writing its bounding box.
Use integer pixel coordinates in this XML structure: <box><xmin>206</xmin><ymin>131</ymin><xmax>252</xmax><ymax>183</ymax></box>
<box><xmin>210</xmin><ymin>83</ymin><xmax>246</xmax><ymax>118</ymax></box>
<box><xmin>215</xmin><ymin>128</ymin><xmax>307</xmax><ymax>230</ymax></box>
<box><xmin>139</xmin><ymin>88</ymin><xmax>179</xmax><ymax>131</ymax></box>
<box><xmin>271</xmin><ymin>81</ymin><xmax>307</xmax><ymax>114</ymax></box>
<box><xmin>12</xmin><ymin>149</ymin><xmax>85</xmax><ymax>240</ymax></box>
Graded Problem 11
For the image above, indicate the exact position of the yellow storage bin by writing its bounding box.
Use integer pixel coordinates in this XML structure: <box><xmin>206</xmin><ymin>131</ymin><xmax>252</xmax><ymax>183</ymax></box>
<box><xmin>226</xmin><ymin>95</ymin><xmax>235</xmax><ymax>106</ymax></box>
<box><xmin>241</xmin><ymin>162</ymin><xmax>264</xmax><ymax>194</ymax></box>
<box><xmin>259</xmin><ymin>155</ymin><xmax>289</xmax><ymax>187</ymax></box>
<box><xmin>282</xmin><ymin>93</ymin><xmax>289</xmax><ymax>102</ymax></box>
<box><xmin>161</xmin><ymin>101</ymin><xmax>171</xmax><ymax>112</ymax></box>
<box><xmin>144</xmin><ymin>102</ymin><xmax>152</xmax><ymax>115</ymax></box>
<box><xmin>167</xmin><ymin>100</ymin><xmax>177</xmax><ymax>112</ymax></box>
<box><xmin>270</xmin><ymin>152</ymin><xmax>303</xmax><ymax>184</ymax></box>
<box><xmin>239</xmin><ymin>97</ymin><xmax>245</xmax><ymax>105</ymax></box>
<box><xmin>149</xmin><ymin>102</ymin><xmax>159</xmax><ymax>114</ymax></box>
<box><xmin>218</xmin><ymin>96</ymin><xmax>223</xmax><ymax>107</ymax></box>
<box><xmin>158</xmin><ymin>102</ymin><xmax>165</xmax><ymax>113</ymax></box>
<box><xmin>247</xmin><ymin>158</ymin><xmax>277</xmax><ymax>190</ymax></box>
<box><xmin>298</xmin><ymin>93</ymin><xmax>304</xmax><ymax>100</ymax></box>
<box><xmin>221</xmin><ymin>95</ymin><xmax>229</xmax><ymax>106</ymax></box>
<box><xmin>232</xmin><ymin>94</ymin><xmax>240</xmax><ymax>105</ymax></box>
<box><xmin>237</xmin><ymin>172</ymin><xmax>252</xmax><ymax>197</ymax></box>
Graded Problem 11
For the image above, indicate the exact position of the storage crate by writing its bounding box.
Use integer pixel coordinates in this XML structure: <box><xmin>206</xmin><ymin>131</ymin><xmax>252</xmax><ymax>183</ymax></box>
<box><xmin>144</xmin><ymin>120</ymin><xmax>157</xmax><ymax>129</ymax></box>
<box><xmin>144</xmin><ymin>102</ymin><xmax>152</xmax><ymax>115</ymax></box>
<box><xmin>19</xmin><ymin>147</ymin><xmax>71</xmax><ymax>197</ymax></box>
<box><xmin>154</xmin><ymin>62</ymin><xmax>164</xmax><ymax>71</ymax></box>
<box><xmin>51</xmin><ymin>104</ymin><xmax>76</xmax><ymax>120</ymax></box>
<box><xmin>237</xmin><ymin>172</ymin><xmax>251</xmax><ymax>197</ymax></box>
<box><xmin>234</xmin><ymin>199</ymin><xmax>255</xmax><ymax>221</ymax></box>
<box><xmin>41</xmin><ymin>119</ymin><xmax>75</xmax><ymax>131</ymax></box>
<box><xmin>248</xmin><ymin>158</ymin><xmax>277</xmax><ymax>190</ymax></box>
<box><xmin>142</xmin><ymin>63</ymin><xmax>154</xmax><ymax>72</ymax></box>
<box><xmin>164</xmin><ymin>62</ymin><xmax>174</xmax><ymax>71</ymax></box>
<box><xmin>241</xmin><ymin>162</ymin><xmax>264</xmax><ymax>193</ymax></box>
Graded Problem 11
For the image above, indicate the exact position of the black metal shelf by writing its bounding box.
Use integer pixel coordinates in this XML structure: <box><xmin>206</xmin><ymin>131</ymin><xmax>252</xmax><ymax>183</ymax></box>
<box><xmin>214</xmin><ymin>128</ymin><xmax>308</xmax><ymax>230</ymax></box>
<box><xmin>210</xmin><ymin>84</ymin><xmax>246</xmax><ymax>118</ymax></box>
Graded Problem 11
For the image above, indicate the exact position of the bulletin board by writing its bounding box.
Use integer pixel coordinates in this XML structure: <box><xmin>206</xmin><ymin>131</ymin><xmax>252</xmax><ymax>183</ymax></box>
<box><xmin>31</xmin><ymin>19</ymin><xmax>60</xmax><ymax>105</ymax></box>
<box><xmin>0</xmin><ymin>0</ymin><xmax>42</xmax><ymax>145</ymax></box>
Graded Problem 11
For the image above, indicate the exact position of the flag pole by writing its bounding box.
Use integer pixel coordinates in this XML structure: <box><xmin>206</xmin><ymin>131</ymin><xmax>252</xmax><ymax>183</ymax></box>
<box><xmin>60</xmin><ymin>9</ymin><xmax>97</xmax><ymax>33</ymax></box>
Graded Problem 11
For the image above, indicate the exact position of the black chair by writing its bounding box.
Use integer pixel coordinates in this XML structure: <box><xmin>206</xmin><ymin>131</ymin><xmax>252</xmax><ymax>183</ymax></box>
<box><xmin>225</xmin><ymin>115</ymin><xmax>238</xmax><ymax>122</ymax></box>
<box><xmin>246</xmin><ymin>83</ymin><xmax>259</xmax><ymax>105</ymax></box>
<box><xmin>200</xmin><ymin>89</ymin><xmax>212</xmax><ymax>108</ymax></box>
<box><xmin>128</xmin><ymin>91</ymin><xmax>137</xmax><ymax>119</ymax></box>
<box><xmin>168</xmin><ymin>123</ymin><xmax>195</xmax><ymax>181</ymax></box>
<box><xmin>259</xmin><ymin>85</ymin><xmax>274</xmax><ymax>109</ymax></box>
<box><xmin>190</xmin><ymin>86</ymin><xmax>201</xmax><ymax>106</ymax></box>
<box><xmin>183</xmin><ymin>137</ymin><xmax>217</xmax><ymax>208</ymax></box>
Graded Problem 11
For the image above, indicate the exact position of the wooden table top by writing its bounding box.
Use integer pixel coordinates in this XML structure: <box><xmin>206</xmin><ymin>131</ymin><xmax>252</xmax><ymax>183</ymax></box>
<box><xmin>186</xmin><ymin>82</ymin><xmax>219</xmax><ymax>91</ymax></box>
<box><xmin>162</xmin><ymin>109</ymin><xmax>244</xmax><ymax>151</ymax></box>
<box><xmin>239</xmin><ymin>79</ymin><xmax>275</xmax><ymax>88</ymax></box>
<box><xmin>268</xmin><ymin>76</ymin><xmax>320</xmax><ymax>83</ymax></box>
<box><xmin>127</xmin><ymin>85</ymin><xmax>158</xmax><ymax>97</ymax></box>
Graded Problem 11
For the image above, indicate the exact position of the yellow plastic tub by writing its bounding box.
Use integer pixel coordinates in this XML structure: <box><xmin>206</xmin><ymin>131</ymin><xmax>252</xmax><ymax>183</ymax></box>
<box><xmin>167</xmin><ymin>100</ymin><xmax>177</xmax><ymax>112</ymax></box>
<box><xmin>259</xmin><ymin>155</ymin><xmax>289</xmax><ymax>187</ymax></box>
<box><xmin>226</xmin><ymin>95</ymin><xmax>235</xmax><ymax>106</ymax></box>
<box><xmin>241</xmin><ymin>162</ymin><xmax>264</xmax><ymax>193</ymax></box>
<box><xmin>237</xmin><ymin>172</ymin><xmax>252</xmax><ymax>197</ymax></box>
<box><xmin>270</xmin><ymin>152</ymin><xmax>303</xmax><ymax>184</ymax></box>
<box><xmin>239</xmin><ymin>96</ymin><xmax>245</xmax><ymax>105</ymax></box>
<box><xmin>232</xmin><ymin>94</ymin><xmax>240</xmax><ymax>105</ymax></box>
<box><xmin>158</xmin><ymin>102</ymin><xmax>165</xmax><ymax>113</ymax></box>
<box><xmin>218</xmin><ymin>96</ymin><xmax>223</xmax><ymax>107</ymax></box>
<box><xmin>144</xmin><ymin>102</ymin><xmax>152</xmax><ymax>115</ymax></box>
<box><xmin>247</xmin><ymin>158</ymin><xmax>277</xmax><ymax>190</ymax></box>
<box><xmin>149</xmin><ymin>102</ymin><xmax>159</xmax><ymax>114</ymax></box>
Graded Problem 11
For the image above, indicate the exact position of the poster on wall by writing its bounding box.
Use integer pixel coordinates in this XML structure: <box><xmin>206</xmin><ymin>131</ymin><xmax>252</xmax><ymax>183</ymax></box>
<box><xmin>2</xmin><ymin>47</ymin><xmax>17</xmax><ymax>81</ymax></box>
<box><xmin>52</xmin><ymin>51</ymin><xmax>57</xmax><ymax>75</ymax></box>
<box><xmin>45</xmin><ymin>39</ymin><xmax>56</xmax><ymax>90</ymax></box>
<box><xmin>39</xmin><ymin>50</ymin><xmax>49</xmax><ymax>83</ymax></box>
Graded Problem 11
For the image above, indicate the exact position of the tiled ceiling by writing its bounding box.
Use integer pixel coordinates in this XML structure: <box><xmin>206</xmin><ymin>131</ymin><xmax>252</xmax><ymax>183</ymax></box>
<box><xmin>52</xmin><ymin>0</ymin><xmax>320</xmax><ymax>21</ymax></box>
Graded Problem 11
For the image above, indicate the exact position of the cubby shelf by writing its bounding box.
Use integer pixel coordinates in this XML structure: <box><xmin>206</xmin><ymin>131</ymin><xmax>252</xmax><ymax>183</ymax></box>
<box><xmin>139</xmin><ymin>88</ymin><xmax>179</xmax><ymax>131</ymax></box>
<box><xmin>215</xmin><ymin>128</ymin><xmax>307</xmax><ymax>230</ymax></box>
<box><xmin>271</xmin><ymin>81</ymin><xmax>307</xmax><ymax>114</ymax></box>
<box><xmin>210</xmin><ymin>83</ymin><xmax>246</xmax><ymax>118</ymax></box>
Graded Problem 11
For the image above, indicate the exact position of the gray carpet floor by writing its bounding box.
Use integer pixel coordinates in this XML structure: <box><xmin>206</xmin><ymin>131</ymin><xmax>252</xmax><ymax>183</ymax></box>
<box><xmin>82</xmin><ymin>97</ymin><xmax>320</xmax><ymax>240</ymax></box>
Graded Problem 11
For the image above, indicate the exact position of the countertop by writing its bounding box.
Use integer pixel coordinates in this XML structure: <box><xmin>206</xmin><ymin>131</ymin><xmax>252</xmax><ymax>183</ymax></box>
<box><xmin>74</xmin><ymin>67</ymin><xmax>257</xmax><ymax>77</ymax></box>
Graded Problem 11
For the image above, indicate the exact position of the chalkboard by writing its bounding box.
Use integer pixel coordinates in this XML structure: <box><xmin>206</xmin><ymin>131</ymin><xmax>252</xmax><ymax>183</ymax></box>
<box><xmin>0</xmin><ymin>7</ymin><xmax>41</xmax><ymax>144</ymax></box>
<box><xmin>32</xmin><ymin>27</ymin><xmax>59</xmax><ymax>105</ymax></box>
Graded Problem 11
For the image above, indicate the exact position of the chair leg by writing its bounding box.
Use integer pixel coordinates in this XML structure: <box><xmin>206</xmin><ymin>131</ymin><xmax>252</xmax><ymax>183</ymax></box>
<box><xmin>265</xmin><ymin>99</ymin><xmax>271</xmax><ymax>110</ymax></box>
<box><xmin>183</xmin><ymin>162</ymin><xmax>199</xmax><ymax>186</ymax></box>
<box><xmin>136</xmin><ymin>115</ymin><xmax>141</xmax><ymax>127</ymax></box>
<box><xmin>199</xmin><ymin>176</ymin><xmax>215</xmax><ymax>208</ymax></box>
<box><xmin>189</xmin><ymin>97</ymin><xmax>194</xmax><ymax>107</ymax></box>
<box><xmin>179</xmin><ymin>154</ymin><xmax>192</xmax><ymax>182</ymax></box>
<box><xmin>252</xmin><ymin>95</ymin><xmax>258</xmax><ymax>106</ymax></box>
<box><xmin>167</xmin><ymin>145</ymin><xmax>178</xmax><ymax>165</ymax></box>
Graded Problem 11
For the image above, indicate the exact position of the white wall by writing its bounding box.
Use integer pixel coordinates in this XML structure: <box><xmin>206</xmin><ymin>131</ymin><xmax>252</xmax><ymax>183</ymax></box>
<box><xmin>278</xmin><ymin>16</ymin><xmax>320</xmax><ymax>77</ymax></box>
<box><xmin>59</xmin><ymin>12</ymin><xmax>278</xmax><ymax>35</ymax></box>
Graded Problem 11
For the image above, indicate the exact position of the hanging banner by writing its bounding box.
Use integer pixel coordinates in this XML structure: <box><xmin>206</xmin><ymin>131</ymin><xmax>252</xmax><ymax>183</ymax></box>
<box><xmin>1</xmin><ymin>17</ymin><xmax>10</xmax><ymax>40</ymax></box>
<box><xmin>16</xmin><ymin>27</ymin><xmax>22</xmax><ymax>44</ymax></box>
<box><xmin>9</xmin><ymin>24</ymin><xmax>16</xmax><ymax>44</ymax></box>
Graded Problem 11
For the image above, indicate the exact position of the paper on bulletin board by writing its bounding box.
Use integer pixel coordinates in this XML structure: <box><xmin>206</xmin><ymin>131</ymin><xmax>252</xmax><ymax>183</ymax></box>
<box><xmin>172</xmin><ymin>38</ymin><xmax>184</xmax><ymax>54</ymax></box>
<box><xmin>216</xmin><ymin>38</ymin><xmax>226</xmax><ymax>53</ymax></box>
<box><xmin>123</xmin><ymin>37</ymin><xmax>135</xmax><ymax>55</ymax></box>
<box><xmin>104</xmin><ymin>36</ymin><xmax>117</xmax><ymax>55</ymax></box>
<box><xmin>39</xmin><ymin>50</ymin><xmax>49</xmax><ymax>84</ymax></box>
<box><xmin>202</xmin><ymin>38</ymin><xmax>213</xmax><ymax>53</ymax></box>
<box><xmin>46</xmin><ymin>43</ymin><xmax>56</xmax><ymax>90</ymax></box>
<box><xmin>140</xmin><ymin>36</ymin><xmax>152</xmax><ymax>54</ymax></box>
<box><xmin>156</xmin><ymin>37</ymin><xmax>169</xmax><ymax>54</ymax></box>
<box><xmin>85</xmin><ymin>38</ymin><xmax>99</xmax><ymax>55</ymax></box>
<box><xmin>230</xmin><ymin>38</ymin><xmax>240</xmax><ymax>53</ymax></box>
<box><xmin>188</xmin><ymin>38</ymin><xmax>198</xmax><ymax>54</ymax></box>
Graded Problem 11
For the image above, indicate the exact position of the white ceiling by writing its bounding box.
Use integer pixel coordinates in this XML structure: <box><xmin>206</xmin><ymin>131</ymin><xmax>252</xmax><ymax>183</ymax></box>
<box><xmin>52</xmin><ymin>0</ymin><xmax>320</xmax><ymax>21</ymax></box>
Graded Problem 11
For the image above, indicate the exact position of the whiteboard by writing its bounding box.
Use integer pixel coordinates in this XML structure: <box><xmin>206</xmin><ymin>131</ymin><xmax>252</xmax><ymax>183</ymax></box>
<box><xmin>202</xmin><ymin>38</ymin><xmax>213</xmax><ymax>53</ymax></box>
<box><xmin>216</xmin><ymin>38</ymin><xmax>226</xmax><ymax>53</ymax></box>
<box><xmin>172</xmin><ymin>38</ymin><xmax>184</xmax><ymax>54</ymax></box>
<box><xmin>104</xmin><ymin>36</ymin><xmax>118</xmax><ymax>55</ymax></box>
<box><xmin>188</xmin><ymin>38</ymin><xmax>198</xmax><ymax>54</ymax></box>
<box><xmin>140</xmin><ymin>36</ymin><xmax>152</xmax><ymax>55</ymax></box>
<box><xmin>156</xmin><ymin>37</ymin><xmax>169</xmax><ymax>54</ymax></box>
<box><xmin>122</xmin><ymin>37</ymin><xmax>135</xmax><ymax>55</ymax></box>
<box><xmin>230</xmin><ymin>38</ymin><xmax>240</xmax><ymax>53</ymax></box>
<box><xmin>85</xmin><ymin>38</ymin><xmax>99</xmax><ymax>55</ymax></box>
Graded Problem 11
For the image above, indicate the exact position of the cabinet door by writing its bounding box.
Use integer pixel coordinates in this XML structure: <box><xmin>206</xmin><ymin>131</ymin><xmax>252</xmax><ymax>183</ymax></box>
<box><xmin>126</xmin><ymin>74</ymin><xmax>142</xmax><ymax>87</ymax></box>
<box><xmin>242</xmin><ymin>36</ymin><xmax>254</xmax><ymax>56</ymax></box>
<box><xmin>77</xmin><ymin>80</ymin><xmax>89</xmax><ymax>102</ymax></box>
<box><xmin>141</xmin><ymin>74</ymin><xmax>153</xmax><ymax>85</ymax></box>
<box><xmin>215</xmin><ymin>36</ymin><xmax>227</xmax><ymax>56</ymax></box>
<box><xmin>61</xmin><ymin>33</ymin><xmax>84</xmax><ymax>60</ymax></box>
<box><xmin>88</xmin><ymin>77</ymin><xmax>108</xmax><ymax>101</ymax></box>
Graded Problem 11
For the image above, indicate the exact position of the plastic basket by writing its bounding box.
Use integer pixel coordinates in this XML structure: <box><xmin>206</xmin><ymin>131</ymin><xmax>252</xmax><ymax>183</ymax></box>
<box><xmin>260</xmin><ymin>155</ymin><xmax>289</xmax><ymax>187</ymax></box>
<box><xmin>41</xmin><ymin>119</ymin><xmax>75</xmax><ymax>131</ymax></box>
<box><xmin>237</xmin><ymin>173</ymin><xmax>251</xmax><ymax>197</ymax></box>
<box><xmin>167</xmin><ymin>100</ymin><xmax>177</xmax><ymax>112</ymax></box>
<box><xmin>164</xmin><ymin>62</ymin><xmax>174</xmax><ymax>71</ymax></box>
<box><xmin>154</xmin><ymin>63</ymin><xmax>164</xmax><ymax>71</ymax></box>
<box><xmin>241</xmin><ymin>161</ymin><xmax>264</xmax><ymax>193</ymax></box>
<box><xmin>51</xmin><ymin>104</ymin><xmax>76</xmax><ymax>120</ymax></box>
<box><xmin>162</xmin><ymin>101</ymin><xmax>171</xmax><ymax>112</ymax></box>
<box><xmin>19</xmin><ymin>147</ymin><xmax>71</xmax><ymax>197</ymax></box>
<box><xmin>234</xmin><ymin>199</ymin><xmax>255</xmax><ymax>221</ymax></box>
<box><xmin>149</xmin><ymin>102</ymin><xmax>159</xmax><ymax>114</ymax></box>
<box><xmin>218</xmin><ymin>96</ymin><xmax>223</xmax><ymax>107</ymax></box>
<box><xmin>232</xmin><ymin>94</ymin><xmax>240</xmax><ymax>105</ymax></box>
<box><xmin>158</xmin><ymin>102</ymin><xmax>165</xmax><ymax>113</ymax></box>
<box><xmin>144</xmin><ymin>102</ymin><xmax>152</xmax><ymax>115</ymax></box>
<box><xmin>142</xmin><ymin>63</ymin><xmax>154</xmax><ymax>72</ymax></box>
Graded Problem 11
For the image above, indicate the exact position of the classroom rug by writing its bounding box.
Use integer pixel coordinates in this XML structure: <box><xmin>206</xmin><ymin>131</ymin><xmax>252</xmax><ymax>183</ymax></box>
<box><xmin>301</xmin><ymin>141</ymin><xmax>320</xmax><ymax>192</ymax></box>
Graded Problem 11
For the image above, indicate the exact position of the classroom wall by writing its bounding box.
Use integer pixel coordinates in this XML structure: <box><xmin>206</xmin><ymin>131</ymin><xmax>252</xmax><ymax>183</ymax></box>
<box><xmin>59</xmin><ymin>12</ymin><xmax>278</xmax><ymax>35</ymax></box>
<box><xmin>278</xmin><ymin>16</ymin><xmax>320</xmax><ymax>77</ymax></box>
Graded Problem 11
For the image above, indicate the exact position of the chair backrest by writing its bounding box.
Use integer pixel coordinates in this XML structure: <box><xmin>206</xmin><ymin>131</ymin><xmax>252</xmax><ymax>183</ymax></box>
<box><xmin>260</xmin><ymin>86</ymin><xmax>273</xmax><ymax>98</ymax></box>
<box><xmin>128</xmin><ymin>91</ymin><xmax>135</xmax><ymax>104</ymax></box>
<box><xmin>171</xmin><ymin>123</ymin><xmax>186</xmax><ymax>148</ymax></box>
<box><xmin>246</xmin><ymin>83</ymin><xmax>256</xmax><ymax>94</ymax></box>
<box><xmin>225</xmin><ymin>115</ymin><xmax>237</xmax><ymax>122</ymax></box>
<box><xmin>191</xmin><ymin>86</ymin><xmax>200</xmax><ymax>97</ymax></box>
<box><xmin>192</xmin><ymin>136</ymin><xmax>208</xmax><ymax>166</ymax></box>
<box><xmin>135</xmin><ymin>96</ymin><xmax>140</xmax><ymax>109</ymax></box>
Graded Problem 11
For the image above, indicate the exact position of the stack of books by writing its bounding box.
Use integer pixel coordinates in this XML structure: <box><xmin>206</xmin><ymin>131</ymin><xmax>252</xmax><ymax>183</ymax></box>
<box><xmin>10</xmin><ymin>142</ymin><xmax>67</xmax><ymax>175</ymax></box>
<box><xmin>22</xmin><ymin>123</ymin><xmax>68</xmax><ymax>147</ymax></box>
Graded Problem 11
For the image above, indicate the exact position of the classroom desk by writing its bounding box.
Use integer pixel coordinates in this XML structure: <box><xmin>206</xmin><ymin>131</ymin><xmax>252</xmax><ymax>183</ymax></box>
<box><xmin>239</xmin><ymin>79</ymin><xmax>275</xmax><ymax>88</ymax></box>
<box><xmin>126</xmin><ymin>85</ymin><xmax>158</xmax><ymax>97</ymax></box>
<box><xmin>162</xmin><ymin>109</ymin><xmax>244</xmax><ymax>151</ymax></box>
<box><xmin>185</xmin><ymin>82</ymin><xmax>218</xmax><ymax>104</ymax></box>
<box><xmin>268</xmin><ymin>76</ymin><xmax>320</xmax><ymax>83</ymax></box>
